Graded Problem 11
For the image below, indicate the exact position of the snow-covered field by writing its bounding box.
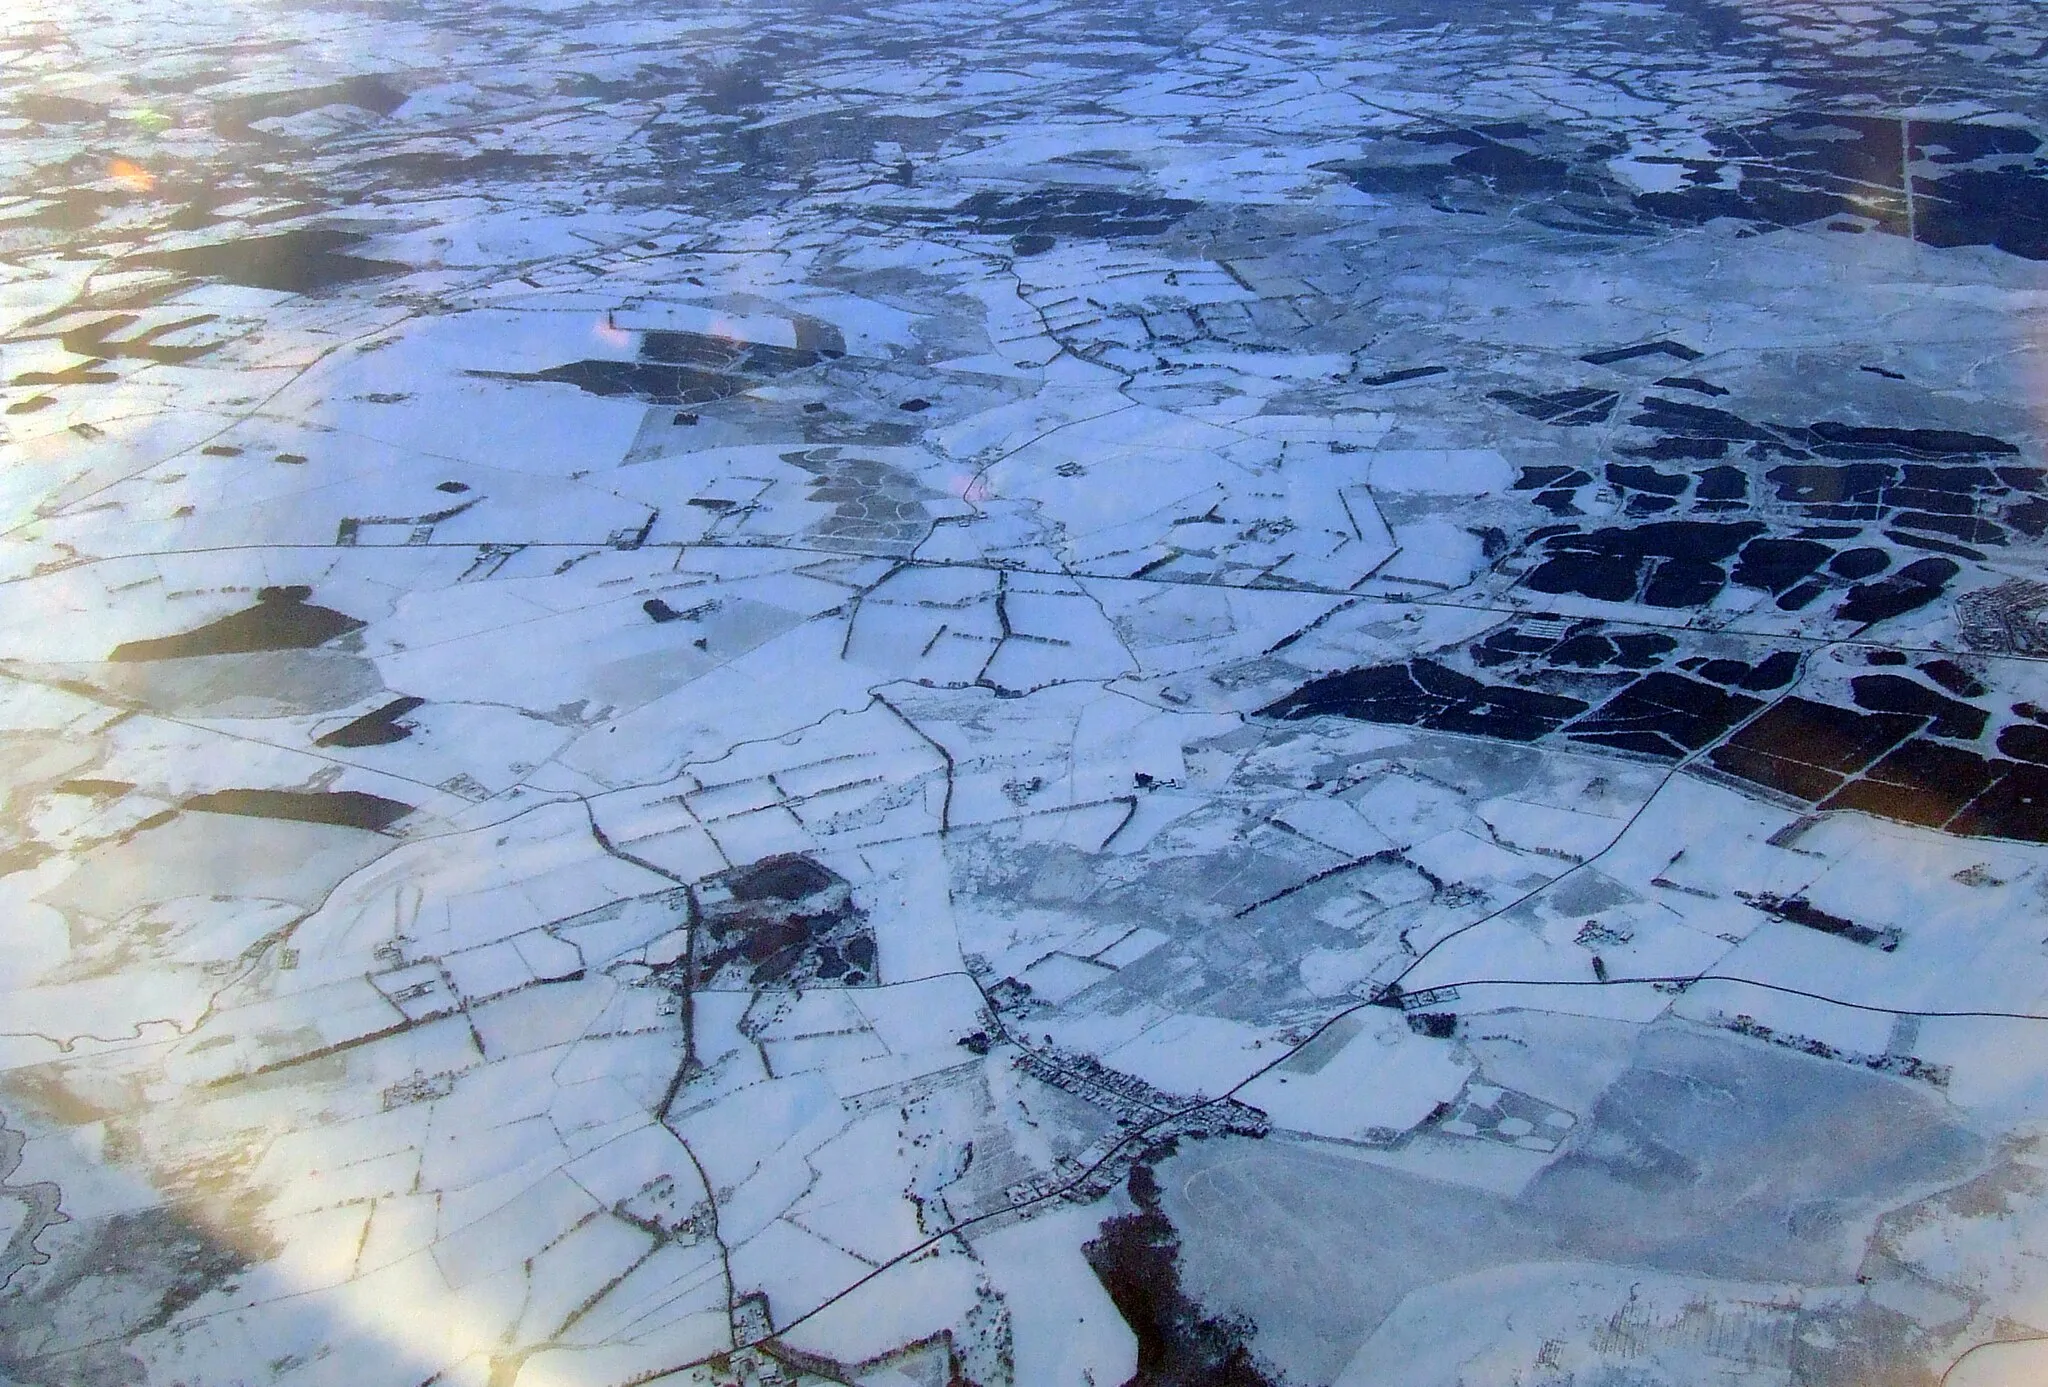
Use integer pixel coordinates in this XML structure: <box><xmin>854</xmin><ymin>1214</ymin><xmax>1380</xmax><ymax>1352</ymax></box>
<box><xmin>4</xmin><ymin>0</ymin><xmax>2048</xmax><ymax>1382</ymax></box>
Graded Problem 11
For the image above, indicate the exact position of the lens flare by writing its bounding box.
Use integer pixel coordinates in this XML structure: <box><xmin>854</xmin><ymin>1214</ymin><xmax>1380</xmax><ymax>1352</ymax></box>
<box><xmin>108</xmin><ymin>158</ymin><xmax>154</xmax><ymax>193</ymax></box>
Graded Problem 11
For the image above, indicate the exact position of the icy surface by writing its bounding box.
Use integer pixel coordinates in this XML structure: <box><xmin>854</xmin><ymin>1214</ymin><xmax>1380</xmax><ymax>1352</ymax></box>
<box><xmin>4</xmin><ymin>0</ymin><xmax>2048</xmax><ymax>1383</ymax></box>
